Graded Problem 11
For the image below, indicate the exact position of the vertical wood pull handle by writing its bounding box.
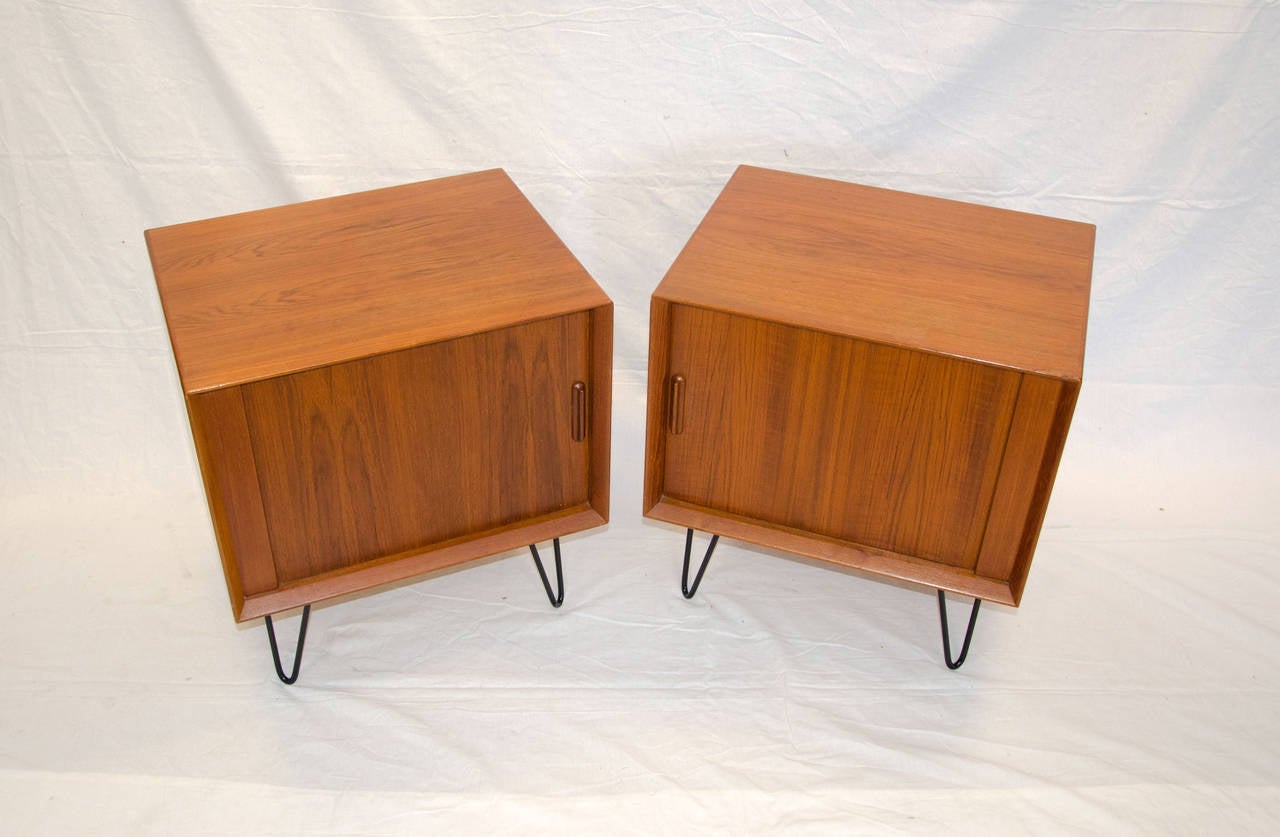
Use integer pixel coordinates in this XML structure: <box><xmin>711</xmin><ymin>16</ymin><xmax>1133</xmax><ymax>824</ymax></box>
<box><xmin>669</xmin><ymin>374</ymin><xmax>685</xmax><ymax>435</ymax></box>
<box><xmin>571</xmin><ymin>381</ymin><xmax>587</xmax><ymax>441</ymax></box>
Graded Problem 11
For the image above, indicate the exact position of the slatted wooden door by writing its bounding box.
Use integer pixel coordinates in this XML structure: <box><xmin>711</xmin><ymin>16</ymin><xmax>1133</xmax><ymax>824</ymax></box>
<box><xmin>661</xmin><ymin>305</ymin><xmax>1022</xmax><ymax>571</ymax></box>
<box><xmin>235</xmin><ymin>313</ymin><xmax>591</xmax><ymax>586</ymax></box>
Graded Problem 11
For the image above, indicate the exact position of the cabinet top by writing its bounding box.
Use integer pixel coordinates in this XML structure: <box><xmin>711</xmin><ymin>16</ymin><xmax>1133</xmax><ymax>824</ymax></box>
<box><xmin>654</xmin><ymin>166</ymin><xmax>1094</xmax><ymax>380</ymax></box>
<box><xmin>147</xmin><ymin>169</ymin><xmax>609</xmax><ymax>393</ymax></box>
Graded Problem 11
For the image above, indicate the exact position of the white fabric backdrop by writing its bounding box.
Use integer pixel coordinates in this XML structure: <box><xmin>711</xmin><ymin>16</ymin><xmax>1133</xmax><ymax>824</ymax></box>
<box><xmin>3</xmin><ymin>1</ymin><xmax>1278</xmax><ymax>832</ymax></box>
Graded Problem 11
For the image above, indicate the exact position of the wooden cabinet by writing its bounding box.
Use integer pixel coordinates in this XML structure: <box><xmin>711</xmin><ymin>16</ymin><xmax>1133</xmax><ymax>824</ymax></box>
<box><xmin>147</xmin><ymin>170</ymin><xmax>611</xmax><ymax>626</ymax></box>
<box><xmin>644</xmin><ymin>166</ymin><xmax>1093</xmax><ymax>610</ymax></box>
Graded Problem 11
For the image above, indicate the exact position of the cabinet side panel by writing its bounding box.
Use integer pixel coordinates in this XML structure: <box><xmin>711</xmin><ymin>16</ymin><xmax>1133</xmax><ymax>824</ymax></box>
<box><xmin>588</xmin><ymin>304</ymin><xmax>612</xmax><ymax>521</ymax></box>
<box><xmin>664</xmin><ymin>306</ymin><xmax>1019</xmax><ymax>568</ymax></box>
<box><xmin>643</xmin><ymin>297</ymin><xmax>673</xmax><ymax>513</ymax></box>
<box><xmin>1007</xmin><ymin>380</ymin><xmax>1080</xmax><ymax>604</ymax></box>
<box><xmin>974</xmin><ymin>374</ymin><xmax>1064</xmax><ymax>589</ymax></box>
<box><xmin>242</xmin><ymin>314</ymin><xmax>590</xmax><ymax>584</ymax></box>
<box><xmin>186</xmin><ymin>388</ymin><xmax>279</xmax><ymax>609</ymax></box>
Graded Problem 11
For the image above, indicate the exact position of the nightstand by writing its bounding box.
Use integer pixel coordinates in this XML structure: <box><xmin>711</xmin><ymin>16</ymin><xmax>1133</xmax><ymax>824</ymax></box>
<box><xmin>147</xmin><ymin>170</ymin><xmax>612</xmax><ymax>682</ymax></box>
<box><xmin>643</xmin><ymin>166</ymin><xmax>1092</xmax><ymax>668</ymax></box>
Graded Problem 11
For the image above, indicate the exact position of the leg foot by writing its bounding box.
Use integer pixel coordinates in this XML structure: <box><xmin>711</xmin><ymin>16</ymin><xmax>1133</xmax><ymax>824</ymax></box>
<box><xmin>265</xmin><ymin>604</ymin><xmax>310</xmax><ymax>685</ymax></box>
<box><xmin>529</xmin><ymin>538</ymin><xmax>564</xmax><ymax>608</ymax></box>
<box><xmin>937</xmin><ymin>590</ymin><xmax>981</xmax><ymax>670</ymax></box>
<box><xmin>682</xmin><ymin>528</ymin><xmax>719</xmax><ymax>599</ymax></box>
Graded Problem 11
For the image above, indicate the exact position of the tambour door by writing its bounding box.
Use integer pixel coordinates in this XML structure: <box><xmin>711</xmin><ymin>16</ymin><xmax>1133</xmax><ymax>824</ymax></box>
<box><xmin>661</xmin><ymin>305</ymin><xmax>1022</xmax><ymax>570</ymax></box>
<box><xmin>194</xmin><ymin>312</ymin><xmax>592</xmax><ymax>601</ymax></box>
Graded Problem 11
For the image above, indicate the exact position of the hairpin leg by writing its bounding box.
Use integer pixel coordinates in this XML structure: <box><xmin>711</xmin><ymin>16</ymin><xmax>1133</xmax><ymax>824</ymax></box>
<box><xmin>937</xmin><ymin>591</ymin><xmax>981</xmax><ymax>670</ymax></box>
<box><xmin>265</xmin><ymin>604</ymin><xmax>310</xmax><ymax>685</ymax></box>
<box><xmin>682</xmin><ymin>528</ymin><xmax>720</xmax><ymax>599</ymax></box>
<box><xmin>529</xmin><ymin>538</ymin><xmax>564</xmax><ymax>608</ymax></box>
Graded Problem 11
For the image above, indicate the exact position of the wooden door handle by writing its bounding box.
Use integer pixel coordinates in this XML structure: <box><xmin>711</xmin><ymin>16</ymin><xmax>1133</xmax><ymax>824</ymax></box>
<box><xmin>669</xmin><ymin>374</ymin><xmax>685</xmax><ymax>435</ymax></box>
<box><xmin>571</xmin><ymin>381</ymin><xmax>587</xmax><ymax>441</ymax></box>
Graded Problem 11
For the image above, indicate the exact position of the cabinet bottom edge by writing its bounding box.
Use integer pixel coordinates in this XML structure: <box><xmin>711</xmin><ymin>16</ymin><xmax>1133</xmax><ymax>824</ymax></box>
<box><xmin>645</xmin><ymin>497</ymin><xmax>1019</xmax><ymax>606</ymax></box>
<box><xmin>233</xmin><ymin>505</ymin><xmax>607</xmax><ymax>621</ymax></box>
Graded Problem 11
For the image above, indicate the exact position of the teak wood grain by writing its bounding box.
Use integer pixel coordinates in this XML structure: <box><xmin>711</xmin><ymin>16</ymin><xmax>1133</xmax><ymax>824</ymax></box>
<box><xmin>186</xmin><ymin>386</ymin><xmax>277</xmax><ymax>614</ymax></box>
<box><xmin>664</xmin><ymin>306</ymin><xmax>1019</xmax><ymax>570</ymax></box>
<box><xmin>240</xmin><ymin>314</ymin><xmax>589</xmax><ymax>587</ymax></box>
<box><xmin>147</xmin><ymin>169</ymin><xmax>610</xmax><ymax>394</ymax></box>
<box><xmin>644</xmin><ymin>166</ymin><xmax>1093</xmax><ymax>606</ymax></box>
<box><xmin>149</xmin><ymin>170</ymin><xmax>612</xmax><ymax>621</ymax></box>
<box><xmin>654</xmin><ymin>165</ymin><xmax>1094</xmax><ymax>381</ymax></box>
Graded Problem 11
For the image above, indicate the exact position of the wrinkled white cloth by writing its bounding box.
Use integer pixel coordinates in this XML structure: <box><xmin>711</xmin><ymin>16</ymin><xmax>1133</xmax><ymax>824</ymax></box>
<box><xmin>2</xmin><ymin>1</ymin><xmax>1278</xmax><ymax>833</ymax></box>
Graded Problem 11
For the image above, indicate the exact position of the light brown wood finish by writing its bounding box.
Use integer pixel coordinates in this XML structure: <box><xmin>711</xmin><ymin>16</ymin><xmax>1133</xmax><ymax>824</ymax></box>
<box><xmin>642</xmin><ymin>298</ymin><xmax>675</xmax><ymax>514</ymax></box>
<box><xmin>147</xmin><ymin>169</ymin><xmax>610</xmax><ymax>393</ymax></box>
<box><xmin>664</xmin><ymin>306</ymin><xmax>1019</xmax><ymax>570</ymax></box>
<box><xmin>644</xmin><ymin>166</ymin><xmax>1093</xmax><ymax>606</ymax></box>
<box><xmin>241</xmin><ymin>314</ymin><xmax>589</xmax><ymax>586</ymax></box>
<box><xmin>186</xmin><ymin>386</ymin><xmax>277</xmax><ymax>613</ymax></box>
<box><xmin>646</xmin><ymin>498</ymin><xmax>1019</xmax><ymax>605</ymax></box>
<box><xmin>587</xmin><ymin>306</ymin><xmax>614</xmax><ymax>518</ymax></box>
<box><xmin>974</xmin><ymin>375</ymin><xmax>1065</xmax><ymax>584</ymax></box>
<box><xmin>1006</xmin><ymin>380</ymin><xmax>1080</xmax><ymax>604</ymax></box>
<box><xmin>149</xmin><ymin>170</ymin><xmax>611</xmax><ymax>621</ymax></box>
<box><xmin>237</xmin><ymin>506</ymin><xmax>604</xmax><ymax>621</ymax></box>
<box><xmin>656</xmin><ymin>166</ymin><xmax>1094</xmax><ymax>380</ymax></box>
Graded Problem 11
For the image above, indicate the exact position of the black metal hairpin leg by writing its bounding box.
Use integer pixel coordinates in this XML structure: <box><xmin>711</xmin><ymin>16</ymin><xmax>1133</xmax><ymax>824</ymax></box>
<box><xmin>529</xmin><ymin>538</ymin><xmax>564</xmax><ymax>608</ymax></box>
<box><xmin>265</xmin><ymin>604</ymin><xmax>310</xmax><ymax>685</ymax></box>
<box><xmin>937</xmin><ymin>591</ymin><xmax>981</xmax><ymax>670</ymax></box>
<box><xmin>681</xmin><ymin>528</ymin><xmax>720</xmax><ymax>599</ymax></box>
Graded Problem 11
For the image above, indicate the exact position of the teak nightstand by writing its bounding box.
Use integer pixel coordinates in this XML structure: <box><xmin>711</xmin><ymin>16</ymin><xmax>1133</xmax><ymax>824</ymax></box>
<box><xmin>147</xmin><ymin>170</ymin><xmax>612</xmax><ymax>683</ymax></box>
<box><xmin>643</xmin><ymin>166</ymin><xmax>1093</xmax><ymax>668</ymax></box>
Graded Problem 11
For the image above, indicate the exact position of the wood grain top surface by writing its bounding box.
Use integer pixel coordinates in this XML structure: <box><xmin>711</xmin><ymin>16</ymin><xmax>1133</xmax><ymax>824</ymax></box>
<box><xmin>654</xmin><ymin>166</ymin><xmax>1094</xmax><ymax>380</ymax></box>
<box><xmin>147</xmin><ymin>169</ymin><xmax>609</xmax><ymax>393</ymax></box>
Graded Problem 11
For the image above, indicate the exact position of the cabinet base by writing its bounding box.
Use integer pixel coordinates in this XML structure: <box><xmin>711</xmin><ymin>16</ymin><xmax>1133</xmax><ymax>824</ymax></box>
<box><xmin>237</xmin><ymin>506</ymin><xmax>604</xmax><ymax>622</ymax></box>
<box><xmin>647</xmin><ymin>497</ymin><xmax>1017</xmax><ymax>606</ymax></box>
